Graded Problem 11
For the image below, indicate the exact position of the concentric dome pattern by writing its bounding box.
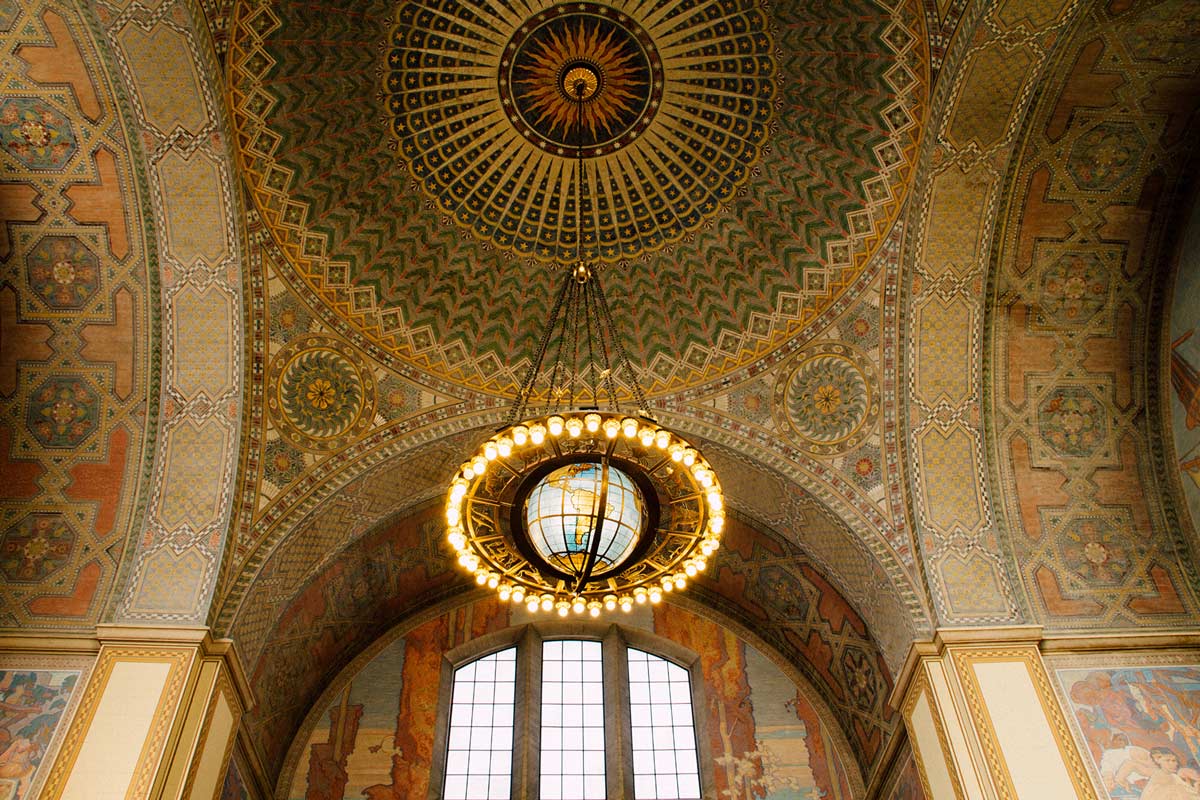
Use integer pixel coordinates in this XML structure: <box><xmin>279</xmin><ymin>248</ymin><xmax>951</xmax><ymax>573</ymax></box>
<box><xmin>229</xmin><ymin>0</ymin><xmax>927</xmax><ymax>394</ymax></box>
<box><xmin>389</xmin><ymin>0</ymin><xmax>772</xmax><ymax>260</ymax></box>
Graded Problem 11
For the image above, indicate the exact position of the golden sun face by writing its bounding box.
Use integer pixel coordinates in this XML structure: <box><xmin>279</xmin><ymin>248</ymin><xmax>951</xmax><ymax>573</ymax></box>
<box><xmin>501</xmin><ymin>6</ymin><xmax>662</xmax><ymax>154</ymax></box>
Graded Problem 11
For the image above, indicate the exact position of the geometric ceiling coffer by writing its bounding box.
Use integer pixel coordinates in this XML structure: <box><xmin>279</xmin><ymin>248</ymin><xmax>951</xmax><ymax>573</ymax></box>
<box><xmin>26</xmin><ymin>375</ymin><xmax>100</xmax><ymax>449</ymax></box>
<box><xmin>26</xmin><ymin>235</ymin><xmax>101</xmax><ymax>309</ymax></box>
<box><xmin>388</xmin><ymin>0</ymin><xmax>775</xmax><ymax>261</ymax></box>
<box><xmin>0</xmin><ymin>513</ymin><xmax>77</xmax><ymax>583</ymax></box>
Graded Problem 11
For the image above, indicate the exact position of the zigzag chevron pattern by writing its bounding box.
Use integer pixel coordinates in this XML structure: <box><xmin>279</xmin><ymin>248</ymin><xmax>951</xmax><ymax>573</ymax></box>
<box><xmin>229</xmin><ymin>0</ymin><xmax>927</xmax><ymax>395</ymax></box>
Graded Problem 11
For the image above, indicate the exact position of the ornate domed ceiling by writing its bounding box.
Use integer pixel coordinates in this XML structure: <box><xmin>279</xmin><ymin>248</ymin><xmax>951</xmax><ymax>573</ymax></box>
<box><xmin>229</xmin><ymin>0</ymin><xmax>926</xmax><ymax>395</ymax></box>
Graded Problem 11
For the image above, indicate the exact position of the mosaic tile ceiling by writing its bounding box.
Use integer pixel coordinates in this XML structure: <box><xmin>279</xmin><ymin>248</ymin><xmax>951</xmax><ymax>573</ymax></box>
<box><xmin>229</xmin><ymin>0</ymin><xmax>927</xmax><ymax>395</ymax></box>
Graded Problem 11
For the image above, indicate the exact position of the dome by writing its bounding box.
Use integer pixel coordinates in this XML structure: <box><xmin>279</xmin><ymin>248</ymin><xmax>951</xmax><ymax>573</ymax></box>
<box><xmin>524</xmin><ymin>462</ymin><xmax>646</xmax><ymax>575</ymax></box>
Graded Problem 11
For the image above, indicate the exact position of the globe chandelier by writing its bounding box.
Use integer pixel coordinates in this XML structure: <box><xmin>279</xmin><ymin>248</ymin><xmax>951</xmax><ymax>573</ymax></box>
<box><xmin>444</xmin><ymin>66</ymin><xmax>725</xmax><ymax>617</ymax></box>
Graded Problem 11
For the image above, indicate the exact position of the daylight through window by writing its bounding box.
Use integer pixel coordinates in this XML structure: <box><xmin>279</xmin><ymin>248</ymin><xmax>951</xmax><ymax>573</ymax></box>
<box><xmin>438</xmin><ymin>629</ymin><xmax>705</xmax><ymax>800</ymax></box>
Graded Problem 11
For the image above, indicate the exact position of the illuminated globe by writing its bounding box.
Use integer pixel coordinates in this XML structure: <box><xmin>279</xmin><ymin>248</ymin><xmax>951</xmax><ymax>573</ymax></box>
<box><xmin>524</xmin><ymin>462</ymin><xmax>646</xmax><ymax>575</ymax></box>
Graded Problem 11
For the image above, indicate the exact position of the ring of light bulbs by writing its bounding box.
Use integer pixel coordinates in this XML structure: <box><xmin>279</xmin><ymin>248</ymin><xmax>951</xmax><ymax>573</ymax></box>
<box><xmin>446</xmin><ymin>410</ymin><xmax>724</xmax><ymax>617</ymax></box>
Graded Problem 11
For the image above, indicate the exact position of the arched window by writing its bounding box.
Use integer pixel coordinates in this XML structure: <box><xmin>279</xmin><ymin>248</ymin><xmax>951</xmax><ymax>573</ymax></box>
<box><xmin>433</xmin><ymin>624</ymin><xmax>709</xmax><ymax>800</ymax></box>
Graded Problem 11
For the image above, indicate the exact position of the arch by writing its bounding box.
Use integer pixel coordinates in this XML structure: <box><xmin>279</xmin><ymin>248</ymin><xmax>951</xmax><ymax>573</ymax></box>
<box><xmin>216</xmin><ymin>412</ymin><xmax>930</xmax><ymax>670</ymax></box>
<box><xmin>979</xmin><ymin>0</ymin><xmax>1200</xmax><ymax>626</ymax></box>
<box><xmin>238</xmin><ymin>497</ymin><xmax>895</xmax><ymax>786</ymax></box>
<box><xmin>900</xmin><ymin>0</ymin><xmax>1200</xmax><ymax>627</ymax></box>
<box><xmin>275</xmin><ymin>595</ymin><xmax>868</xmax><ymax>800</ymax></box>
<box><xmin>93</xmin><ymin>0</ymin><xmax>246</xmax><ymax>622</ymax></box>
<box><xmin>0</xmin><ymin>0</ymin><xmax>243</xmax><ymax>629</ymax></box>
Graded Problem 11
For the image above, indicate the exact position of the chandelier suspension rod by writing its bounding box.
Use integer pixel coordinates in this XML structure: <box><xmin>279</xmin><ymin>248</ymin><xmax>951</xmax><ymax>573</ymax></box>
<box><xmin>570</xmin><ymin>76</ymin><xmax>610</xmax><ymax>592</ymax></box>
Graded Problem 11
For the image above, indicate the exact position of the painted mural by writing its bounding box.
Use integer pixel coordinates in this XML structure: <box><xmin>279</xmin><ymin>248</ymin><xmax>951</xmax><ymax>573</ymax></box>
<box><xmin>0</xmin><ymin>669</ymin><xmax>80</xmax><ymax>800</ymax></box>
<box><xmin>883</xmin><ymin>749</ymin><xmax>927</xmax><ymax>800</ymax></box>
<box><xmin>1170</xmin><ymin>196</ymin><xmax>1200</xmax><ymax>539</ymax></box>
<box><xmin>221</xmin><ymin>756</ymin><xmax>253</xmax><ymax>800</ymax></box>
<box><xmin>284</xmin><ymin>600</ymin><xmax>853</xmax><ymax>799</ymax></box>
<box><xmin>1057</xmin><ymin>665</ymin><xmax>1200</xmax><ymax>800</ymax></box>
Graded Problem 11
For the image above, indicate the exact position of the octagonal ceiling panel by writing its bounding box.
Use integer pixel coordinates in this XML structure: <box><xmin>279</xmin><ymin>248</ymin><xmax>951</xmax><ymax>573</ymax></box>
<box><xmin>229</xmin><ymin>0</ymin><xmax>926</xmax><ymax>395</ymax></box>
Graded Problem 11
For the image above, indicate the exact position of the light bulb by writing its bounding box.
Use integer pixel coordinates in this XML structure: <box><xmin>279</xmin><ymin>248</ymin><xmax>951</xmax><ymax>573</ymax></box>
<box><xmin>695</xmin><ymin>557</ymin><xmax>707</xmax><ymax>571</ymax></box>
<box><xmin>512</xmin><ymin>426</ymin><xmax>529</xmax><ymax>446</ymax></box>
<box><xmin>487</xmin><ymin>573</ymin><xmax>500</xmax><ymax>589</ymax></box>
<box><xmin>566</xmin><ymin>417</ymin><xmax>583</xmax><ymax>437</ymax></box>
<box><xmin>709</xmin><ymin>514</ymin><xmax>725</xmax><ymax>534</ymax></box>
<box><xmin>649</xmin><ymin>587</ymin><xmax>663</xmax><ymax>604</ymax></box>
<box><xmin>622</xmin><ymin>417</ymin><xmax>638</xmax><ymax>438</ymax></box>
<box><xmin>530</xmin><ymin>423</ymin><xmax>546</xmax><ymax>445</ymax></box>
<box><xmin>462</xmin><ymin>464</ymin><xmax>475</xmax><ymax>480</ymax></box>
<box><xmin>619</xmin><ymin>596</ymin><xmax>634</xmax><ymax>612</ymax></box>
<box><xmin>526</xmin><ymin>597</ymin><xmax>539</xmax><ymax>613</ymax></box>
<box><xmin>497</xmin><ymin>437</ymin><xmax>513</xmax><ymax>457</ymax></box>
<box><xmin>654</xmin><ymin>430</ymin><xmax>671</xmax><ymax>449</ymax></box>
<box><xmin>447</xmin><ymin>531</ymin><xmax>466</xmax><ymax>550</ymax></box>
<box><xmin>661</xmin><ymin>576</ymin><xmax>674</xmax><ymax>592</ymax></box>
<box><xmin>445</xmin><ymin>506</ymin><xmax>460</xmax><ymax>526</ymax></box>
<box><xmin>634</xmin><ymin>587</ymin><xmax>648</xmax><ymax>604</ymax></box>
<box><xmin>587</xmin><ymin>601</ymin><xmax>601</xmax><ymax>617</ymax></box>
<box><xmin>603</xmin><ymin>418</ymin><xmax>621</xmax><ymax>438</ymax></box>
<box><xmin>707</xmin><ymin>491</ymin><xmax>723</xmax><ymax>511</ymax></box>
<box><xmin>684</xmin><ymin>561</ymin><xmax>697</xmax><ymax>577</ymax></box>
<box><xmin>457</xmin><ymin>552</ymin><xmax>473</xmax><ymax>568</ymax></box>
<box><xmin>603</xmin><ymin>594</ymin><xmax>617</xmax><ymax>611</ymax></box>
<box><xmin>450</xmin><ymin>479</ymin><xmax>468</xmax><ymax>500</ymax></box>
<box><xmin>498</xmin><ymin>584</ymin><xmax>512</xmax><ymax>600</ymax></box>
<box><xmin>669</xmin><ymin>444</ymin><xmax>684</xmax><ymax>462</ymax></box>
<box><xmin>673</xmin><ymin>574</ymin><xmax>687</xmax><ymax>590</ymax></box>
<box><xmin>471</xmin><ymin>456</ymin><xmax>487</xmax><ymax>475</ymax></box>
<box><xmin>548</xmin><ymin>415</ymin><xmax>564</xmax><ymax>436</ymax></box>
<box><xmin>541</xmin><ymin>594</ymin><xmax>554</xmax><ymax>612</ymax></box>
<box><xmin>585</xmin><ymin>413</ymin><xmax>601</xmax><ymax>433</ymax></box>
<box><xmin>484</xmin><ymin>442</ymin><xmax>498</xmax><ymax>461</ymax></box>
<box><xmin>638</xmin><ymin>427</ymin><xmax>654</xmax><ymax>446</ymax></box>
<box><xmin>700</xmin><ymin>538</ymin><xmax>716</xmax><ymax>556</ymax></box>
<box><xmin>556</xmin><ymin>600</ymin><xmax>570</xmax><ymax>617</ymax></box>
<box><xmin>572</xmin><ymin>598</ymin><xmax>586</xmax><ymax>614</ymax></box>
<box><xmin>682</xmin><ymin>448</ymin><xmax>697</xmax><ymax>467</ymax></box>
<box><xmin>475</xmin><ymin>570</ymin><xmax>488</xmax><ymax>585</ymax></box>
<box><xmin>512</xmin><ymin>587</ymin><xmax>526</xmax><ymax>604</ymax></box>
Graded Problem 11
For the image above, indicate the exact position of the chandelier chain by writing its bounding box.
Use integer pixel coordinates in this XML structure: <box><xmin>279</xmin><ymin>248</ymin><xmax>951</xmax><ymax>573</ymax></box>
<box><xmin>505</xmin><ymin>270</ymin><xmax>569</xmax><ymax>426</ymax></box>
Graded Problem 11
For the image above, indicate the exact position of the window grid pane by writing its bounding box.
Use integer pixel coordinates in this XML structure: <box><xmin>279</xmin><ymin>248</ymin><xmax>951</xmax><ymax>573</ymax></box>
<box><xmin>444</xmin><ymin>648</ymin><xmax>517</xmax><ymax>800</ymax></box>
<box><xmin>627</xmin><ymin>649</ymin><xmax>701</xmax><ymax>799</ymax></box>
<box><xmin>541</xmin><ymin>640</ymin><xmax>605</xmax><ymax>799</ymax></box>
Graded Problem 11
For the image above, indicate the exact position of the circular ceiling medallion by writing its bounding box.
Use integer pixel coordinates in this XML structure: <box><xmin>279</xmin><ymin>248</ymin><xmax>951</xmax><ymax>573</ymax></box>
<box><xmin>501</xmin><ymin>5</ymin><xmax>662</xmax><ymax>155</ymax></box>
<box><xmin>774</xmin><ymin>342</ymin><xmax>878</xmax><ymax>455</ymax></box>
<box><xmin>268</xmin><ymin>337</ymin><xmax>377</xmax><ymax>451</ymax></box>
<box><xmin>388</xmin><ymin>0</ymin><xmax>775</xmax><ymax>261</ymax></box>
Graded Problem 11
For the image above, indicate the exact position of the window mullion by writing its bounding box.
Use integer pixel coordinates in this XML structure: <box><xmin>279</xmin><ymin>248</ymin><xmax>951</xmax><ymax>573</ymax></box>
<box><xmin>514</xmin><ymin>626</ymin><xmax>543</xmax><ymax>800</ymax></box>
<box><xmin>603</xmin><ymin>626</ymin><xmax>635</xmax><ymax>800</ymax></box>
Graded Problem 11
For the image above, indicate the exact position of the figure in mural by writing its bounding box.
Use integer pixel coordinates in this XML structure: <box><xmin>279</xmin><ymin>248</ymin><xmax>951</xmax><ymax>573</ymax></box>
<box><xmin>1059</xmin><ymin>666</ymin><xmax>1200</xmax><ymax>800</ymax></box>
<box><xmin>1172</xmin><ymin>332</ymin><xmax>1200</xmax><ymax>432</ymax></box>
<box><xmin>286</xmin><ymin>602</ymin><xmax>854</xmax><ymax>800</ymax></box>
<box><xmin>0</xmin><ymin>670</ymin><xmax>79</xmax><ymax>800</ymax></box>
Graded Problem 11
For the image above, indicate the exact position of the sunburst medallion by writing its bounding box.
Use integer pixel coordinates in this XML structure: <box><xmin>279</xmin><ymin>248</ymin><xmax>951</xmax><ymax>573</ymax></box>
<box><xmin>388</xmin><ymin>0</ymin><xmax>775</xmax><ymax>261</ymax></box>
<box><xmin>501</xmin><ymin>7</ymin><xmax>662</xmax><ymax>154</ymax></box>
